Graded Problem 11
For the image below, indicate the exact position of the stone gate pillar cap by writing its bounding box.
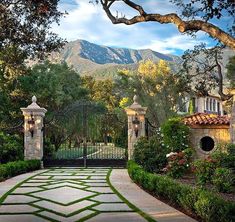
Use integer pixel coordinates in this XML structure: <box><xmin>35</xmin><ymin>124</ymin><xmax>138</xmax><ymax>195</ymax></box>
<box><xmin>26</xmin><ymin>95</ymin><xmax>41</xmax><ymax>109</ymax></box>
<box><xmin>21</xmin><ymin>96</ymin><xmax>47</xmax><ymax>114</ymax></box>
<box><xmin>125</xmin><ymin>94</ymin><xmax>147</xmax><ymax>114</ymax></box>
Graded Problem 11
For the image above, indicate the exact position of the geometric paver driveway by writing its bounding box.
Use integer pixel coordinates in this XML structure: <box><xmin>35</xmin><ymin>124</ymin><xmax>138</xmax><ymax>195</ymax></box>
<box><xmin>0</xmin><ymin>168</ymin><xmax>148</xmax><ymax>222</ymax></box>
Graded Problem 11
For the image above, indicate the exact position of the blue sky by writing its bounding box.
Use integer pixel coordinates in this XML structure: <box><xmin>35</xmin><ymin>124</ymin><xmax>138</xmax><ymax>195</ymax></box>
<box><xmin>51</xmin><ymin>0</ymin><xmax>228</xmax><ymax>55</ymax></box>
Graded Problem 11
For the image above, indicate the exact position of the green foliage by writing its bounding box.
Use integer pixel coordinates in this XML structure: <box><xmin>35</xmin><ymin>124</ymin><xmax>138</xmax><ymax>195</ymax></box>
<box><xmin>20</xmin><ymin>61</ymin><xmax>87</xmax><ymax>110</ymax></box>
<box><xmin>212</xmin><ymin>168</ymin><xmax>234</xmax><ymax>193</ymax></box>
<box><xmin>128</xmin><ymin>161</ymin><xmax>235</xmax><ymax>222</ymax></box>
<box><xmin>115</xmin><ymin>60</ymin><xmax>187</xmax><ymax>127</ymax></box>
<box><xmin>194</xmin><ymin>157</ymin><xmax>218</xmax><ymax>186</ymax></box>
<box><xmin>1</xmin><ymin>0</ymin><xmax>64</xmax><ymax>62</ymax></box>
<box><xmin>188</xmin><ymin>99</ymin><xmax>195</xmax><ymax>114</ymax></box>
<box><xmin>113</xmin><ymin>129</ymin><xmax>127</xmax><ymax>148</ymax></box>
<box><xmin>82</xmin><ymin>76</ymin><xmax>120</xmax><ymax>111</ymax></box>
<box><xmin>161</xmin><ymin>117</ymin><xmax>190</xmax><ymax>152</ymax></box>
<box><xmin>0</xmin><ymin>160</ymin><xmax>41</xmax><ymax>181</ymax></box>
<box><xmin>194</xmin><ymin>190</ymin><xmax>234</xmax><ymax>222</ymax></box>
<box><xmin>0</xmin><ymin>132</ymin><xmax>23</xmax><ymax>163</ymax></box>
<box><xmin>133</xmin><ymin>136</ymin><xmax>167</xmax><ymax>173</ymax></box>
<box><xmin>211</xmin><ymin>143</ymin><xmax>235</xmax><ymax>169</ymax></box>
<box><xmin>227</xmin><ymin>143</ymin><xmax>235</xmax><ymax>156</ymax></box>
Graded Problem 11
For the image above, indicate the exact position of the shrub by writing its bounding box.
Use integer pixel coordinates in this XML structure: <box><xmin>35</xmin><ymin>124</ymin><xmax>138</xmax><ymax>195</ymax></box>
<box><xmin>194</xmin><ymin>190</ymin><xmax>234</xmax><ymax>222</ymax></box>
<box><xmin>161</xmin><ymin>117</ymin><xmax>190</xmax><ymax>152</ymax></box>
<box><xmin>0</xmin><ymin>132</ymin><xmax>23</xmax><ymax>163</ymax></box>
<box><xmin>0</xmin><ymin>159</ymin><xmax>41</xmax><ymax>181</ymax></box>
<box><xmin>178</xmin><ymin>187</ymin><xmax>200</xmax><ymax>213</ymax></box>
<box><xmin>212</xmin><ymin>168</ymin><xmax>234</xmax><ymax>193</ymax></box>
<box><xmin>133</xmin><ymin>135</ymin><xmax>167</xmax><ymax>173</ymax></box>
<box><xmin>128</xmin><ymin>161</ymin><xmax>235</xmax><ymax>222</ymax></box>
<box><xmin>194</xmin><ymin>156</ymin><xmax>218</xmax><ymax>186</ymax></box>
<box><xmin>164</xmin><ymin>150</ymin><xmax>192</xmax><ymax>178</ymax></box>
<box><xmin>211</xmin><ymin>144</ymin><xmax>235</xmax><ymax>169</ymax></box>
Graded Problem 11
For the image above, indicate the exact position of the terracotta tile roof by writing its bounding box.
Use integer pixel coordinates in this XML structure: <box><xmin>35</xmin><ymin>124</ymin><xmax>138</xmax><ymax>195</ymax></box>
<box><xmin>183</xmin><ymin>113</ymin><xmax>230</xmax><ymax>126</ymax></box>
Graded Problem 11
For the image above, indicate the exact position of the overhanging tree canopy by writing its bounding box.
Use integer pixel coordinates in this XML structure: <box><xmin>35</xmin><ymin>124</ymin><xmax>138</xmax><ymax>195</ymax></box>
<box><xmin>0</xmin><ymin>0</ymin><xmax>65</xmax><ymax>60</ymax></box>
<box><xmin>97</xmin><ymin>0</ymin><xmax>235</xmax><ymax>50</ymax></box>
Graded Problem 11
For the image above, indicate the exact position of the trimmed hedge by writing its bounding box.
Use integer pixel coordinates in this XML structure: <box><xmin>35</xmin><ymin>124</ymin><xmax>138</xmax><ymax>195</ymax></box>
<box><xmin>128</xmin><ymin>161</ymin><xmax>235</xmax><ymax>222</ymax></box>
<box><xmin>0</xmin><ymin>160</ymin><xmax>41</xmax><ymax>181</ymax></box>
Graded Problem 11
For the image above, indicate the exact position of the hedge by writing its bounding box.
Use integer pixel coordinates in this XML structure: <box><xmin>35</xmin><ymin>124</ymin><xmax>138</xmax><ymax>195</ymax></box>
<box><xmin>128</xmin><ymin>161</ymin><xmax>235</xmax><ymax>222</ymax></box>
<box><xmin>0</xmin><ymin>160</ymin><xmax>41</xmax><ymax>181</ymax></box>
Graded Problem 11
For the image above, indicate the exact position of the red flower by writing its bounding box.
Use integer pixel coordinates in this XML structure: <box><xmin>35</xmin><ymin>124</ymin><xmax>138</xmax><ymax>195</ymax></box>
<box><xmin>178</xmin><ymin>159</ymin><xmax>186</xmax><ymax>165</ymax></box>
<box><xmin>191</xmin><ymin>165</ymin><xmax>196</xmax><ymax>173</ymax></box>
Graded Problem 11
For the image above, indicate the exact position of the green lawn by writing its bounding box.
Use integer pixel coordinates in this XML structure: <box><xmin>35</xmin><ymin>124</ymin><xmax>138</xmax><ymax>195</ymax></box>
<box><xmin>53</xmin><ymin>145</ymin><xmax>126</xmax><ymax>159</ymax></box>
<box><xmin>54</xmin><ymin>146</ymin><xmax>98</xmax><ymax>159</ymax></box>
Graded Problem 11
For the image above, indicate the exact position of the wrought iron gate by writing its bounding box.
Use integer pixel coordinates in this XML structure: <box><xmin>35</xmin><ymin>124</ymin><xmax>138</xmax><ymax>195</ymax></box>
<box><xmin>43</xmin><ymin>101</ymin><xmax>127</xmax><ymax>167</ymax></box>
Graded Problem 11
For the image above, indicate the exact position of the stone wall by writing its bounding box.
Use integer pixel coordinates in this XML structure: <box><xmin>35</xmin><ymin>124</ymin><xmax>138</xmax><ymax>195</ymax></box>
<box><xmin>189</xmin><ymin>126</ymin><xmax>230</xmax><ymax>158</ymax></box>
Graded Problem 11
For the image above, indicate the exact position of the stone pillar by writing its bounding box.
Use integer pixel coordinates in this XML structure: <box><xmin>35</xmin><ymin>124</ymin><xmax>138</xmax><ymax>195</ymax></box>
<box><xmin>230</xmin><ymin>89</ymin><xmax>235</xmax><ymax>144</ymax></box>
<box><xmin>125</xmin><ymin>95</ymin><xmax>147</xmax><ymax>160</ymax></box>
<box><xmin>21</xmin><ymin>96</ymin><xmax>47</xmax><ymax>164</ymax></box>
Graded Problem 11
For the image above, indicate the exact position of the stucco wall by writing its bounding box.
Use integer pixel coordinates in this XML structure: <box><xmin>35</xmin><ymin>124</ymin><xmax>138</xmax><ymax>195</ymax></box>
<box><xmin>189</xmin><ymin>127</ymin><xmax>230</xmax><ymax>158</ymax></box>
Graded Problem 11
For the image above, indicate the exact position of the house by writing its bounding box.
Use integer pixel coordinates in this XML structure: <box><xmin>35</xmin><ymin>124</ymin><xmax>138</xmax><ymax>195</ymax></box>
<box><xmin>183</xmin><ymin>113</ymin><xmax>230</xmax><ymax>158</ymax></box>
<box><xmin>185</xmin><ymin>95</ymin><xmax>224</xmax><ymax>115</ymax></box>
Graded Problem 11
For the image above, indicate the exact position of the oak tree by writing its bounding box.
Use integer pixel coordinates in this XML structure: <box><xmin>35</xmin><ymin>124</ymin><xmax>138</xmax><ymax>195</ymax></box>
<box><xmin>0</xmin><ymin>0</ymin><xmax>65</xmax><ymax>56</ymax></box>
<box><xmin>96</xmin><ymin>0</ymin><xmax>235</xmax><ymax>49</ymax></box>
<box><xmin>180</xmin><ymin>44</ymin><xmax>234</xmax><ymax>101</ymax></box>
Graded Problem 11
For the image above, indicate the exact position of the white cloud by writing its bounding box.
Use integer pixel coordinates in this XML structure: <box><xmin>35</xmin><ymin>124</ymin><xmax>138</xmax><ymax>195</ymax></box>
<box><xmin>139</xmin><ymin>33</ymin><xmax>209</xmax><ymax>54</ymax></box>
<box><xmin>51</xmin><ymin>0</ymin><xmax>214</xmax><ymax>55</ymax></box>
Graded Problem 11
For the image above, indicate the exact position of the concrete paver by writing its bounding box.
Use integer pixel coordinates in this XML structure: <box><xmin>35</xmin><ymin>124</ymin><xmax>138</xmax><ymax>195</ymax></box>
<box><xmin>32</xmin><ymin>186</ymin><xmax>94</xmax><ymax>204</ymax></box>
<box><xmin>110</xmin><ymin>169</ymin><xmax>197</xmax><ymax>222</ymax></box>
<box><xmin>86</xmin><ymin>212</ymin><xmax>146</xmax><ymax>222</ymax></box>
<box><xmin>0</xmin><ymin>168</ymin><xmax>197</xmax><ymax>222</ymax></box>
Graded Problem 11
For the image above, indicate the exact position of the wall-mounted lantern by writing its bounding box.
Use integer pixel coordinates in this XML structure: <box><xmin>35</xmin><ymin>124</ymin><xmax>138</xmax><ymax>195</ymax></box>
<box><xmin>28</xmin><ymin>112</ymin><xmax>35</xmax><ymax>137</ymax></box>
<box><xmin>132</xmin><ymin>113</ymin><xmax>140</xmax><ymax>137</ymax></box>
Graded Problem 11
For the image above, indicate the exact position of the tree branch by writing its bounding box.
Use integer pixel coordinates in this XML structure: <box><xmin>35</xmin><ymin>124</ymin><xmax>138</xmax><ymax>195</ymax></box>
<box><xmin>101</xmin><ymin>0</ymin><xmax>235</xmax><ymax>50</ymax></box>
<box><xmin>215</xmin><ymin>52</ymin><xmax>232</xmax><ymax>101</ymax></box>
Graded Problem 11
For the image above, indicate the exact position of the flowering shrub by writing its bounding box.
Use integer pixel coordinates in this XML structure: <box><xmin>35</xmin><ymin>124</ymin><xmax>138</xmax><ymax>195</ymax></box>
<box><xmin>164</xmin><ymin>149</ymin><xmax>192</xmax><ymax>178</ymax></box>
<box><xmin>194</xmin><ymin>156</ymin><xmax>218</xmax><ymax>186</ymax></box>
<box><xmin>161</xmin><ymin>117</ymin><xmax>190</xmax><ymax>152</ymax></box>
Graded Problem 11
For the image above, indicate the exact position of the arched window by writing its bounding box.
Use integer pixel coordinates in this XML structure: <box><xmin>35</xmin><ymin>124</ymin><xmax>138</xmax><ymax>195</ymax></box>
<box><xmin>200</xmin><ymin>136</ymin><xmax>215</xmax><ymax>152</ymax></box>
<box><xmin>217</xmin><ymin>102</ymin><xmax>221</xmax><ymax>115</ymax></box>
<box><xmin>209</xmin><ymin>99</ymin><xmax>212</xmax><ymax>111</ymax></box>
<box><xmin>206</xmin><ymin>98</ymin><xmax>209</xmax><ymax>110</ymax></box>
<box><xmin>213</xmin><ymin>99</ymin><xmax>216</xmax><ymax>111</ymax></box>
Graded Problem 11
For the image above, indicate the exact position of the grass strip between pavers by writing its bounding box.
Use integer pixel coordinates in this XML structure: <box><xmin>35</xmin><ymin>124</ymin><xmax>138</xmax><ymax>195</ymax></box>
<box><xmin>1</xmin><ymin>168</ymin><xmax>156</xmax><ymax>221</ymax></box>
<box><xmin>0</xmin><ymin>169</ymin><xmax>50</xmax><ymax>205</ymax></box>
<box><xmin>107</xmin><ymin>169</ymin><xmax>157</xmax><ymax>222</ymax></box>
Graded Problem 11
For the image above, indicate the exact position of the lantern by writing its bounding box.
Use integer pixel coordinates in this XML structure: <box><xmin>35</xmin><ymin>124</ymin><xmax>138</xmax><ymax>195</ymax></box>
<box><xmin>132</xmin><ymin>113</ymin><xmax>140</xmax><ymax>137</ymax></box>
<box><xmin>28</xmin><ymin>113</ymin><xmax>35</xmax><ymax>137</ymax></box>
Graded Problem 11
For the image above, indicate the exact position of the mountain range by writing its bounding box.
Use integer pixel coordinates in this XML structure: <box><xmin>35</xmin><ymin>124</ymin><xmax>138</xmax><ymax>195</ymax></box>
<box><xmin>49</xmin><ymin>39</ymin><xmax>182</xmax><ymax>78</ymax></box>
<box><xmin>48</xmin><ymin>39</ymin><xmax>234</xmax><ymax>79</ymax></box>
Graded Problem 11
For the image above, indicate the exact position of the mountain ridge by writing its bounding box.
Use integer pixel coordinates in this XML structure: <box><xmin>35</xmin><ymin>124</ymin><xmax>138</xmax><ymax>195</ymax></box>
<box><xmin>49</xmin><ymin>39</ymin><xmax>181</xmax><ymax>78</ymax></box>
<box><xmin>48</xmin><ymin>39</ymin><xmax>234</xmax><ymax>79</ymax></box>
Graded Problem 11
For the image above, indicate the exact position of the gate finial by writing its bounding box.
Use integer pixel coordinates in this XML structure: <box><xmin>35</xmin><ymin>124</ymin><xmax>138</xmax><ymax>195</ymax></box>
<box><xmin>32</xmin><ymin>95</ymin><xmax>37</xmax><ymax>103</ymax></box>
<box><xmin>133</xmin><ymin>95</ymin><xmax>138</xmax><ymax>104</ymax></box>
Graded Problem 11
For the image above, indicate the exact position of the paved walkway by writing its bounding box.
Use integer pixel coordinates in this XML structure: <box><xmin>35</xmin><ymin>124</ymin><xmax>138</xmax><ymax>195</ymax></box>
<box><xmin>0</xmin><ymin>168</ymin><xmax>197</xmax><ymax>222</ymax></box>
<box><xmin>111</xmin><ymin>169</ymin><xmax>197</xmax><ymax>222</ymax></box>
